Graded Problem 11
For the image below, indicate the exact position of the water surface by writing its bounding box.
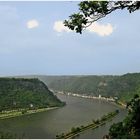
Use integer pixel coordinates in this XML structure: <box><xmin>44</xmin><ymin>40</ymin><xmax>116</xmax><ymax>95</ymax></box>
<box><xmin>0</xmin><ymin>94</ymin><xmax>127</xmax><ymax>138</ymax></box>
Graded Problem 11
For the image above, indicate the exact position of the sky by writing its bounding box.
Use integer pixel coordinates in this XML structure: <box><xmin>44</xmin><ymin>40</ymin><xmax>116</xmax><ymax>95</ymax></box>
<box><xmin>0</xmin><ymin>1</ymin><xmax>140</xmax><ymax>76</ymax></box>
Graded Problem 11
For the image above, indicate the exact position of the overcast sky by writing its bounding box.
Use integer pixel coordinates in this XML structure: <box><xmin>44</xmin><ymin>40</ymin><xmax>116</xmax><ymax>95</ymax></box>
<box><xmin>0</xmin><ymin>1</ymin><xmax>140</xmax><ymax>76</ymax></box>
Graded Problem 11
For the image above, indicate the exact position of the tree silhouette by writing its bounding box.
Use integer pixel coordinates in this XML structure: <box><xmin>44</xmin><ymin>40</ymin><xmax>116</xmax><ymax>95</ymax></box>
<box><xmin>64</xmin><ymin>1</ymin><xmax>140</xmax><ymax>34</ymax></box>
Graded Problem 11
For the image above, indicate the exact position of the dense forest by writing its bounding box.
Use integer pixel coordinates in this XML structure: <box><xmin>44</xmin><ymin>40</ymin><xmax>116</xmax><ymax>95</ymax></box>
<box><xmin>35</xmin><ymin>73</ymin><xmax>140</xmax><ymax>103</ymax></box>
<box><xmin>0</xmin><ymin>78</ymin><xmax>64</xmax><ymax>111</ymax></box>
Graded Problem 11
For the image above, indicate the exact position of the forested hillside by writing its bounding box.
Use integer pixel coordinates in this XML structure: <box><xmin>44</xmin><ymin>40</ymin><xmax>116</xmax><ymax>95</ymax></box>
<box><xmin>40</xmin><ymin>75</ymin><xmax>116</xmax><ymax>95</ymax></box>
<box><xmin>38</xmin><ymin>73</ymin><xmax>140</xmax><ymax>103</ymax></box>
<box><xmin>0</xmin><ymin>78</ymin><xmax>64</xmax><ymax>111</ymax></box>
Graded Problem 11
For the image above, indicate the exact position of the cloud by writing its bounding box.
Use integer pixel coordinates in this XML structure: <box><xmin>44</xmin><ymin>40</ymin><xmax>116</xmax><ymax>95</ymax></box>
<box><xmin>53</xmin><ymin>20</ymin><xmax>114</xmax><ymax>36</ymax></box>
<box><xmin>86</xmin><ymin>22</ymin><xmax>114</xmax><ymax>36</ymax></box>
<box><xmin>26</xmin><ymin>19</ymin><xmax>39</xmax><ymax>29</ymax></box>
<box><xmin>53</xmin><ymin>20</ymin><xmax>71</xmax><ymax>33</ymax></box>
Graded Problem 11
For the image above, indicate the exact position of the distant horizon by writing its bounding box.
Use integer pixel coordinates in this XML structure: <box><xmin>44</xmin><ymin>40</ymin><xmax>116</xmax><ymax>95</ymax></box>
<box><xmin>1</xmin><ymin>71</ymin><xmax>140</xmax><ymax>77</ymax></box>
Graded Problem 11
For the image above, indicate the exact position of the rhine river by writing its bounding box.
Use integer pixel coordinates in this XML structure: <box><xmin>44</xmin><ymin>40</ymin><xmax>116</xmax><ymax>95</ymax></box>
<box><xmin>0</xmin><ymin>93</ymin><xmax>127</xmax><ymax>138</ymax></box>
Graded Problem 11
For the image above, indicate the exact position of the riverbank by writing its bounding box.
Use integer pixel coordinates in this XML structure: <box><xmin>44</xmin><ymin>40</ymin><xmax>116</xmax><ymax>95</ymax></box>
<box><xmin>53</xmin><ymin>90</ymin><xmax>127</xmax><ymax>109</ymax></box>
<box><xmin>53</xmin><ymin>90</ymin><xmax>115</xmax><ymax>102</ymax></box>
<box><xmin>0</xmin><ymin>107</ymin><xmax>59</xmax><ymax>120</ymax></box>
<box><xmin>0</xmin><ymin>93</ymin><xmax>127</xmax><ymax>139</ymax></box>
<box><xmin>56</xmin><ymin>110</ymin><xmax>119</xmax><ymax>139</ymax></box>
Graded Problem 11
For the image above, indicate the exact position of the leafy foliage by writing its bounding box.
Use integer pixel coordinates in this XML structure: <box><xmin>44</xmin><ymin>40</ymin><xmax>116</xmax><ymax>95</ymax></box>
<box><xmin>64</xmin><ymin>1</ymin><xmax>140</xmax><ymax>34</ymax></box>
<box><xmin>0</xmin><ymin>78</ymin><xmax>64</xmax><ymax>111</ymax></box>
<box><xmin>109</xmin><ymin>94</ymin><xmax>140</xmax><ymax>138</ymax></box>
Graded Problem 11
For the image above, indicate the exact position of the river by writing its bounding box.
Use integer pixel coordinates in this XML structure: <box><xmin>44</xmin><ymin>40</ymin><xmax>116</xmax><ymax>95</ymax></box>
<box><xmin>0</xmin><ymin>93</ymin><xmax>127</xmax><ymax>138</ymax></box>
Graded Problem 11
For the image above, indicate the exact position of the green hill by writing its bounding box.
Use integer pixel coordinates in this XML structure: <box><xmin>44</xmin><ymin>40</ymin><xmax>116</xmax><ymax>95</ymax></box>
<box><xmin>36</xmin><ymin>73</ymin><xmax>140</xmax><ymax>103</ymax></box>
<box><xmin>0</xmin><ymin>78</ymin><xmax>64</xmax><ymax>111</ymax></box>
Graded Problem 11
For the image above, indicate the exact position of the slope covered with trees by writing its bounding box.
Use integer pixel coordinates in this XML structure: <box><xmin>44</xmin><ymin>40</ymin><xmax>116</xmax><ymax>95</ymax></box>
<box><xmin>41</xmin><ymin>75</ymin><xmax>116</xmax><ymax>95</ymax></box>
<box><xmin>38</xmin><ymin>73</ymin><xmax>140</xmax><ymax>103</ymax></box>
<box><xmin>0</xmin><ymin>78</ymin><xmax>64</xmax><ymax>111</ymax></box>
<box><xmin>108</xmin><ymin>94</ymin><xmax>140</xmax><ymax>138</ymax></box>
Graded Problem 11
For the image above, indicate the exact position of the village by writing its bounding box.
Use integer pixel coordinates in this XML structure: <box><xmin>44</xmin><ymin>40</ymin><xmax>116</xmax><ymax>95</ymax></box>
<box><xmin>50</xmin><ymin>89</ymin><xmax>116</xmax><ymax>102</ymax></box>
